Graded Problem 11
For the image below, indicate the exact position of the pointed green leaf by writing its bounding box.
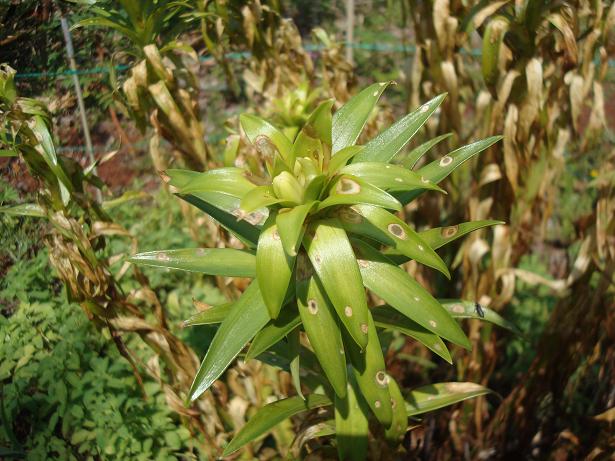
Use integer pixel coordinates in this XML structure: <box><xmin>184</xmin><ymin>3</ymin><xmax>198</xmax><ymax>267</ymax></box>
<box><xmin>337</xmin><ymin>204</ymin><xmax>450</xmax><ymax>278</ymax></box>
<box><xmin>399</xmin><ymin>133</ymin><xmax>452</xmax><ymax>169</ymax></box>
<box><xmin>353</xmin><ymin>93</ymin><xmax>447</xmax><ymax>163</ymax></box>
<box><xmin>352</xmin><ymin>239</ymin><xmax>470</xmax><ymax>349</ymax></box>
<box><xmin>129</xmin><ymin>248</ymin><xmax>256</xmax><ymax>277</ymax></box>
<box><xmin>344</xmin><ymin>311</ymin><xmax>393</xmax><ymax>427</ymax></box>
<box><xmin>335</xmin><ymin>374</ymin><xmax>370</xmax><ymax>461</ymax></box>
<box><xmin>245</xmin><ymin>307</ymin><xmax>301</xmax><ymax>361</ymax></box>
<box><xmin>0</xmin><ymin>149</ymin><xmax>18</xmax><ymax>157</ymax></box>
<box><xmin>181</xmin><ymin>167</ymin><xmax>255</xmax><ymax>197</ymax></box>
<box><xmin>241</xmin><ymin>185</ymin><xmax>283</xmax><ymax>213</ymax></box>
<box><xmin>189</xmin><ymin>282</ymin><xmax>269</xmax><ymax>401</ymax></box>
<box><xmin>304</xmin><ymin>220</ymin><xmax>369</xmax><ymax>349</ymax></box>
<box><xmin>306</xmin><ymin>99</ymin><xmax>334</xmax><ymax>145</ymax></box>
<box><xmin>385</xmin><ymin>377</ymin><xmax>408</xmax><ymax>444</ymax></box>
<box><xmin>405</xmin><ymin>382</ymin><xmax>492</xmax><ymax>416</ymax></box>
<box><xmin>371</xmin><ymin>305</ymin><xmax>452</xmax><ymax>363</ymax></box>
<box><xmin>276</xmin><ymin>202</ymin><xmax>315</xmax><ymax>257</ymax></box>
<box><xmin>183</xmin><ymin>303</ymin><xmax>233</xmax><ymax>327</ymax></box>
<box><xmin>223</xmin><ymin>394</ymin><xmax>332</xmax><ymax>456</ymax></box>
<box><xmin>332</xmin><ymin>82</ymin><xmax>391</xmax><ymax>154</ymax></box>
<box><xmin>398</xmin><ymin>136</ymin><xmax>503</xmax><ymax>204</ymax></box>
<box><xmin>240</xmin><ymin>113</ymin><xmax>293</xmax><ymax>164</ymax></box>
<box><xmin>318</xmin><ymin>175</ymin><xmax>401</xmax><ymax>212</ymax></box>
<box><xmin>257</xmin><ymin>213</ymin><xmax>295</xmax><ymax>318</ymax></box>
<box><xmin>328</xmin><ymin>145</ymin><xmax>364</xmax><ymax>173</ymax></box>
<box><xmin>419</xmin><ymin>220</ymin><xmax>504</xmax><ymax>249</ymax></box>
<box><xmin>340</xmin><ymin>162</ymin><xmax>445</xmax><ymax>193</ymax></box>
<box><xmin>440</xmin><ymin>299</ymin><xmax>522</xmax><ymax>335</ymax></box>
<box><xmin>296</xmin><ymin>269</ymin><xmax>347</xmax><ymax>398</ymax></box>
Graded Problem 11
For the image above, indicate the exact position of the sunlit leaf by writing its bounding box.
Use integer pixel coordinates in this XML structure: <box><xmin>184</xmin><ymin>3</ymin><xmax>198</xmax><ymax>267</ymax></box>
<box><xmin>245</xmin><ymin>307</ymin><xmax>301</xmax><ymax>360</ymax></box>
<box><xmin>353</xmin><ymin>93</ymin><xmax>447</xmax><ymax>163</ymax></box>
<box><xmin>335</xmin><ymin>374</ymin><xmax>369</xmax><ymax>461</ymax></box>
<box><xmin>240</xmin><ymin>113</ymin><xmax>293</xmax><ymax>164</ymax></box>
<box><xmin>340</xmin><ymin>162</ymin><xmax>445</xmax><ymax>193</ymax></box>
<box><xmin>440</xmin><ymin>299</ymin><xmax>521</xmax><ymax>334</ymax></box>
<box><xmin>399</xmin><ymin>133</ymin><xmax>453</xmax><ymax>169</ymax></box>
<box><xmin>129</xmin><ymin>248</ymin><xmax>256</xmax><ymax>277</ymax></box>
<box><xmin>332</xmin><ymin>82</ymin><xmax>391</xmax><ymax>154</ymax></box>
<box><xmin>189</xmin><ymin>282</ymin><xmax>269</xmax><ymax>401</ymax></box>
<box><xmin>183</xmin><ymin>303</ymin><xmax>232</xmax><ymax>327</ymax></box>
<box><xmin>318</xmin><ymin>175</ymin><xmax>401</xmax><ymax>211</ymax></box>
<box><xmin>405</xmin><ymin>382</ymin><xmax>492</xmax><ymax>416</ymax></box>
<box><xmin>385</xmin><ymin>377</ymin><xmax>408</xmax><ymax>444</ymax></box>
<box><xmin>276</xmin><ymin>202</ymin><xmax>315</xmax><ymax>257</ymax></box>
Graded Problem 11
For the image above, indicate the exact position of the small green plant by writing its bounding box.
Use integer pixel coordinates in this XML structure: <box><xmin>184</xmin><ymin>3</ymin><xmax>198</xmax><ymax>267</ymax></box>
<box><xmin>131</xmin><ymin>83</ymin><xmax>513</xmax><ymax>458</ymax></box>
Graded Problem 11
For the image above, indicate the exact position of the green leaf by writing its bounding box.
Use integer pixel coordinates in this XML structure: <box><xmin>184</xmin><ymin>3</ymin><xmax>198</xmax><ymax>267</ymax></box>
<box><xmin>399</xmin><ymin>133</ymin><xmax>452</xmax><ymax>169</ymax></box>
<box><xmin>328</xmin><ymin>146</ymin><xmax>364</xmax><ymax>173</ymax></box>
<box><xmin>318</xmin><ymin>175</ymin><xmax>401</xmax><ymax>212</ymax></box>
<box><xmin>304</xmin><ymin>220</ymin><xmax>369</xmax><ymax>349</ymax></box>
<box><xmin>419</xmin><ymin>220</ymin><xmax>504</xmax><ymax>250</ymax></box>
<box><xmin>405</xmin><ymin>382</ymin><xmax>492</xmax><ymax>416</ymax></box>
<box><xmin>337</xmin><ymin>204</ymin><xmax>450</xmax><ymax>278</ymax></box>
<box><xmin>332</xmin><ymin>82</ymin><xmax>391</xmax><ymax>154</ymax></box>
<box><xmin>344</xmin><ymin>311</ymin><xmax>393</xmax><ymax>427</ymax></box>
<box><xmin>371</xmin><ymin>305</ymin><xmax>452</xmax><ymax>363</ymax></box>
<box><xmin>181</xmin><ymin>167</ymin><xmax>255</xmax><ymax>198</ymax></box>
<box><xmin>257</xmin><ymin>213</ymin><xmax>295</xmax><ymax>318</ymax></box>
<box><xmin>245</xmin><ymin>307</ymin><xmax>301</xmax><ymax>361</ymax></box>
<box><xmin>385</xmin><ymin>377</ymin><xmax>408</xmax><ymax>444</ymax></box>
<box><xmin>129</xmin><ymin>248</ymin><xmax>256</xmax><ymax>277</ymax></box>
<box><xmin>176</xmin><ymin>193</ymin><xmax>261</xmax><ymax>247</ymax></box>
<box><xmin>482</xmin><ymin>17</ymin><xmax>509</xmax><ymax>89</ymax></box>
<box><xmin>306</xmin><ymin>99</ymin><xmax>334</xmax><ymax>146</ymax></box>
<box><xmin>0</xmin><ymin>149</ymin><xmax>18</xmax><ymax>157</ymax></box>
<box><xmin>182</xmin><ymin>303</ymin><xmax>232</xmax><ymax>327</ymax></box>
<box><xmin>335</xmin><ymin>374</ymin><xmax>369</xmax><ymax>461</ymax></box>
<box><xmin>0</xmin><ymin>203</ymin><xmax>44</xmax><ymax>217</ymax></box>
<box><xmin>352</xmin><ymin>239</ymin><xmax>470</xmax><ymax>349</ymax></box>
<box><xmin>399</xmin><ymin>136</ymin><xmax>503</xmax><ymax>204</ymax></box>
<box><xmin>241</xmin><ymin>185</ymin><xmax>283</xmax><ymax>214</ymax></box>
<box><xmin>276</xmin><ymin>202</ymin><xmax>315</xmax><ymax>257</ymax></box>
<box><xmin>189</xmin><ymin>282</ymin><xmax>269</xmax><ymax>401</ymax></box>
<box><xmin>440</xmin><ymin>299</ymin><xmax>522</xmax><ymax>334</ymax></box>
<box><xmin>353</xmin><ymin>93</ymin><xmax>447</xmax><ymax>163</ymax></box>
<box><xmin>223</xmin><ymin>394</ymin><xmax>332</xmax><ymax>456</ymax></box>
<box><xmin>340</xmin><ymin>162</ymin><xmax>445</xmax><ymax>193</ymax></box>
<box><xmin>240</xmin><ymin>113</ymin><xmax>293</xmax><ymax>164</ymax></box>
<box><xmin>296</xmin><ymin>270</ymin><xmax>347</xmax><ymax>398</ymax></box>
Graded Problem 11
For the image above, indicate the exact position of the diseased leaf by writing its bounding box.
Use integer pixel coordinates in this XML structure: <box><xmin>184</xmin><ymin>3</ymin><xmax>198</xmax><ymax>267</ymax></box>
<box><xmin>352</xmin><ymin>239</ymin><xmax>470</xmax><ymax>349</ymax></box>
<box><xmin>223</xmin><ymin>394</ymin><xmax>332</xmax><ymax>456</ymax></box>
<box><xmin>405</xmin><ymin>382</ymin><xmax>492</xmax><ymax>416</ymax></box>
<box><xmin>372</xmin><ymin>305</ymin><xmax>452</xmax><ymax>363</ymax></box>
<box><xmin>241</xmin><ymin>185</ymin><xmax>283</xmax><ymax>213</ymax></box>
<box><xmin>385</xmin><ymin>377</ymin><xmax>408</xmax><ymax>444</ymax></box>
<box><xmin>328</xmin><ymin>145</ymin><xmax>364</xmax><ymax>173</ymax></box>
<box><xmin>296</xmin><ymin>269</ymin><xmax>347</xmax><ymax>398</ymax></box>
<box><xmin>344</xmin><ymin>311</ymin><xmax>393</xmax><ymax>427</ymax></box>
<box><xmin>240</xmin><ymin>113</ymin><xmax>293</xmax><ymax>164</ymax></box>
<box><xmin>337</xmin><ymin>204</ymin><xmax>450</xmax><ymax>278</ymax></box>
<box><xmin>306</xmin><ymin>99</ymin><xmax>334</xmax><ymax>145</ymax></box>
<box><xmin>189</xmin><ymin>282</ymin><xmax>269</xmax><ymax>401</ymax></box>
<box><xmin>398</xmin><ymin>136</ymin><xmax>503</xmax><ymax>204</ymax></box>
<box><xmin>129</xmin><ymin>248</ymin><xmax>256</xmax><ymax>277</ymax></box>
<box><xmin>304</xmin><ymin>220</ymin><xmax>369</xmax><ymax>349</ymax></box>
<box><xmin>440</xmin><ymin>299</ymin><xmax>521</xmax><ymax>334</ymax></box>
<box><xmin>353</xmin><ymin>94</ymin><xmax>447</xmax><ymax>164</ymax></box>
<box><xmin>418</xmin><ymin>220</ymin><xmax>504</xmax><ymax>249</ymax></box>
<box><xmin>245</xmin><ymin>307</ymin><xmax>301</xmax><ymax>361</ymax></box>
<box><xmin>332</xmin><ymin>82</ymin><xmax>391</xmax><ymax>154</ymax></box>
<box><xmin>335</xmin><ymin>374</ymin><xmax>369</xmax><ymax>461</ymax></box>
<box><xmin>340</xmin><ymin>162</ymin><xmax>444</xmax><ymax>193</ymax></box>
<box><xmin>181</xmin><ymin>167</ymin><xmax>255</xmax><ymax>197</ymax></box>
<box><xmin>318</xmin><ymin>175</ymin><xmax>401</xmax><ymax>212</ymax></box>
<box><xmin>399</xmin><ymin>133</ymin><xmax>452</xmax><ymax>169</ymax></box>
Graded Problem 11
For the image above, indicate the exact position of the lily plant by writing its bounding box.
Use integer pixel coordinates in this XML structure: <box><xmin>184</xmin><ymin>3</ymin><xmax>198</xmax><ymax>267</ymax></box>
<box><xmin>131</xmin><ymin>82</ymin><xmax>514</xmax><ymax>459</ymax></box>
